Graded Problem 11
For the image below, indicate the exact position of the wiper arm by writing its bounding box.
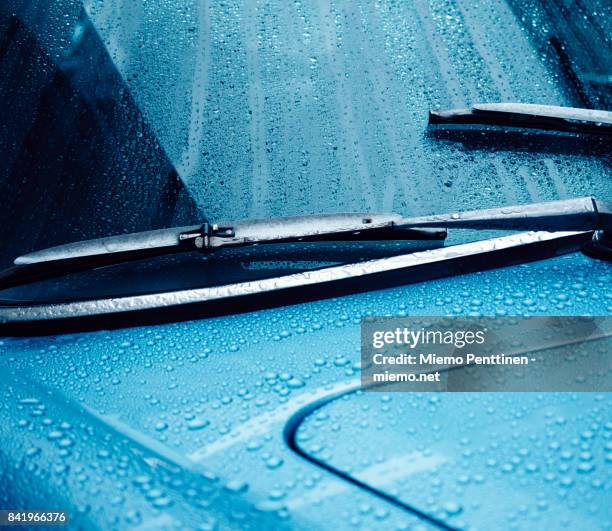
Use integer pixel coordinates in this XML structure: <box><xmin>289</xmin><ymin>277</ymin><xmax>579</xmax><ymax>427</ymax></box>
<box><xmin>429</xmin><ymin>103</ymin><xmax>612</xmax><ymax>135</ymax></box>
<box><xmin>394</xmin><ymin>196</ymin><xmax>612</xmax><ymax>233</ymax></box>
<box><xmin>396</xmin><ymin>196</ymin><xmax>611</xmax><ymax>261</ymax></box>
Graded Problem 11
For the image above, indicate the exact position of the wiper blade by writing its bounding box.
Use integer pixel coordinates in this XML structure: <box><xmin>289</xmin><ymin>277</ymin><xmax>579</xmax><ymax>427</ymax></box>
<box><xmin>15</xmin><ymin>213</ymin><xmax>445</xmax><ymax>266</ymax></box>
<box><xmin>429</xmin><ymin>103</ymin><xmax>612</xmax><ymax>135</ymax></box>
<box><xmin>0</xmin><ymin>213</ymin><xmax>445</xmax><ymax>289</ymax></box>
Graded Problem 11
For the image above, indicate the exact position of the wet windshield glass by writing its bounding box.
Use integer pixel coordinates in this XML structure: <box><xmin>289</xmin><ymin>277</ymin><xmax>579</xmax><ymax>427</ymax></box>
<box><xmin>1</xmin><ymin>0</ymin><xmax>610</xmax><ymax>301</ymax></box>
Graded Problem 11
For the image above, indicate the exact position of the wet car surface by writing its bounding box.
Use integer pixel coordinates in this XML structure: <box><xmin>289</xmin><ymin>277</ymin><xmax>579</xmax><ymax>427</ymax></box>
<box><xmin>296</xmin><ymin>392</ymin><xmax>611</xmax><ymax>529</ymax></box>
<box><xmin>1</xmin><ymin>0</ymin><xmax>611</xmax><ymax>529</ymax></box>
<box><xmin>2</xmin><ymin>253</ymin><xmax>610</xmax><ymax>528</ymax></box>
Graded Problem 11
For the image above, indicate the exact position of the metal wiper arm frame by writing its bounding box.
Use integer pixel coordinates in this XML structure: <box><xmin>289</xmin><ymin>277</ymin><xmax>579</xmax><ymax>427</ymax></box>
<box><xmin>429</xmin><ymin>103</ymin><xmax>612</xmax><ymax>135</ymax></box>
<box><xmin>394</xmin><ymin>196</ymin><xmax>612</xmax><ymax>232</ymax></box>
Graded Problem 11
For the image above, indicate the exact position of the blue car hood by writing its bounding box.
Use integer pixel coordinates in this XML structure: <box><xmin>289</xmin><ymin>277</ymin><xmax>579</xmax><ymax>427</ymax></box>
<box><xmin>1</xmin><ymin>252</ymin><xmax>610</xmax><ymax>529</ymax></box>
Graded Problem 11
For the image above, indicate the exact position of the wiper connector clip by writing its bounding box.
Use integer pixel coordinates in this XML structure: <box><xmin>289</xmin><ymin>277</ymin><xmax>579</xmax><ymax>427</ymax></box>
<box><xmin>178</xmin><ymin>223</ymin><xmax>236</xmax><ymax>251</ymax></box>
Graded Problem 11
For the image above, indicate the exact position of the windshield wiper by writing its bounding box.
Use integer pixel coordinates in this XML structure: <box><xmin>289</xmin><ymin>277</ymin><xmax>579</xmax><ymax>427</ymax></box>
<box><xmin>1</xmin><ymin>197</ymin><xmax>610</xmax><ymax>332</ymax></box>
<box><xmin>1</xmin><ymin>197</ymin><xmax>610</xmax><ymax>292</ymax></box>
<box><xmin>429</xmin><ymin>103</ymin><xmax>612</xmax><ymax>135</ymax></box>
<box><xmin>0</xmin><ymin>214</ymin><xmax>446</xmax><ymax>289</ymax></box>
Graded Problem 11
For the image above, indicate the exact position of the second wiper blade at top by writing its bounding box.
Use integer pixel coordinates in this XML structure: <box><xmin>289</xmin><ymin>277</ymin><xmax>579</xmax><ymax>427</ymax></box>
<box><xmin>429</xmin><ymin>103</ymin><xmax>612</xmax><ymax>135</ymax></box>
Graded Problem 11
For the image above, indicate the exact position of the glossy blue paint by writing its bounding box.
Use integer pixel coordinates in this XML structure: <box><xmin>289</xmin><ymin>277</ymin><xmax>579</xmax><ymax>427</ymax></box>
<box><xmin>1</xmin><ymin>253</ymin><xmax>610</xmax><ymax>528</ymax></box>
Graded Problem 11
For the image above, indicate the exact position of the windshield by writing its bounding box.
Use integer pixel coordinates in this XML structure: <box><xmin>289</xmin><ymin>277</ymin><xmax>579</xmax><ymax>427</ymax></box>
<box><xmin>0</xmin><ymin>0</ymin><xmax>610</xmax><ymax>307</ymax></box>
